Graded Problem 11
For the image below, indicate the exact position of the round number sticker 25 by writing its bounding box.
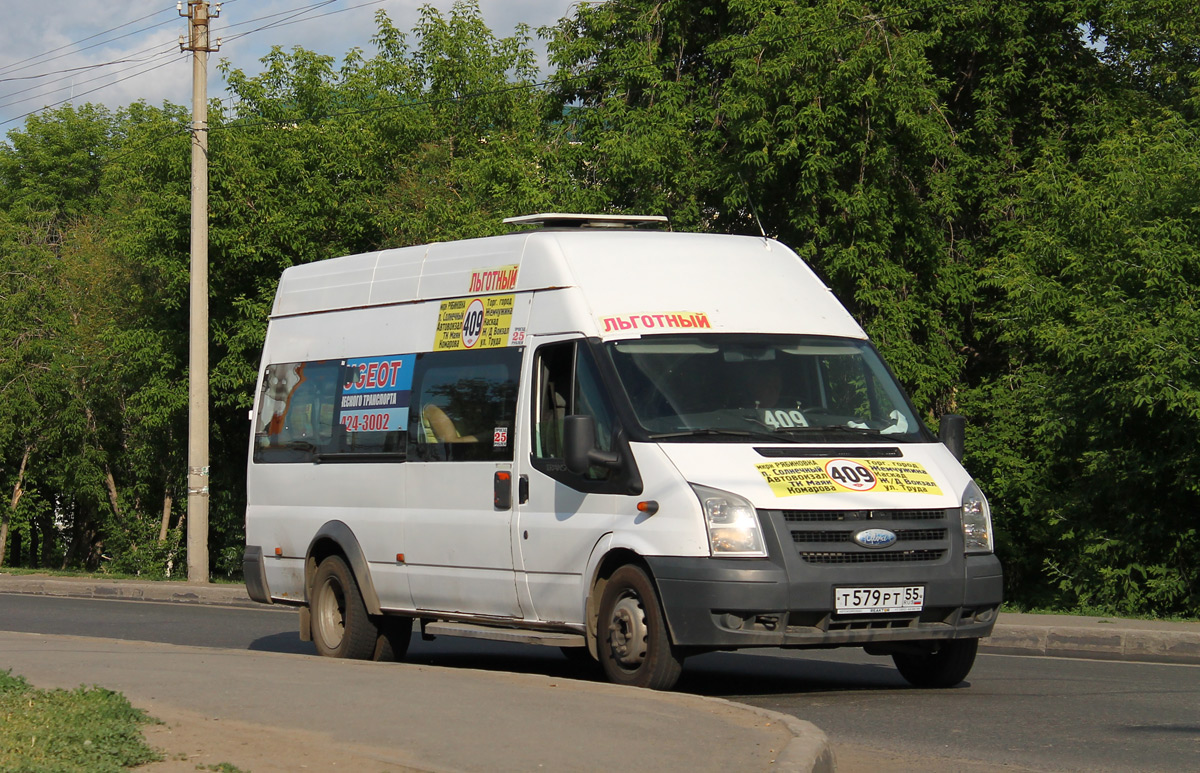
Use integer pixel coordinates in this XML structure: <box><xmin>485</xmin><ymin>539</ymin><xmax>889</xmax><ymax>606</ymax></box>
<box><xmin>824</xmin><ymin>459</ymin><xmax>878</xmax><ymax>491</ymax></box>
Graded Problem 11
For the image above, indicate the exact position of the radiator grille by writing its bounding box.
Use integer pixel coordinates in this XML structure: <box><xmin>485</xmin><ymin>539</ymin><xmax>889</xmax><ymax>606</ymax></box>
<box><xmin>772</xmin><ymin>508</ymin><xmax>955</xmax><ymax>565</ymax></box>
<box><xmin>783</xmin><ymin>509</ymin><xmax>946</xmax><ymax>523</ymax></box>
<box><xmin>800</xmin><ymin>549</ymin><xmax>947</xmax><ymax>564</ymax></box>
<box><xmin>790</xmin><ymin>528</ymin><xmax>947</xmax><ymax>543</ymax></box>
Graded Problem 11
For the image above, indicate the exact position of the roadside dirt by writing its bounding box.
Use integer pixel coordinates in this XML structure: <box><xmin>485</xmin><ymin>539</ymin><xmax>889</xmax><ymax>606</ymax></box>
<box><xmin>135</xmin><ymin>706</ymin><xmax>422</xmax><ymax>773</ymax></box>
<box><xmin>834</xmin><ymin>743</ymin><xmax>1051</xmax><ymax>772</ymax></box>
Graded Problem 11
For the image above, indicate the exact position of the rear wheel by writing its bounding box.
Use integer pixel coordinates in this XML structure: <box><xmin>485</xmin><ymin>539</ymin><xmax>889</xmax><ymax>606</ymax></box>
<box><xmin>310</xmin><ymin>555</ymin><xmax>376</xmax><ymax>660</ymax></box>
<box><xmin>596</xmin><ymin>565</ymin><xmax>683</xmax><ymax>690</ymax></box>
<box><xmin>892</xmin><ymin>638</ymin><xmax>979</xmax><ymax>688</ymax></box>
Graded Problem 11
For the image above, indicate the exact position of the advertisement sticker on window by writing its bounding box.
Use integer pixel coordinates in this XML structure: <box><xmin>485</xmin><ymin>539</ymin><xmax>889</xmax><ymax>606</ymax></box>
<box><xmin>337</xmin><ymin>354</ymin><xmax>415</xmax><ymax>433</ymax></box>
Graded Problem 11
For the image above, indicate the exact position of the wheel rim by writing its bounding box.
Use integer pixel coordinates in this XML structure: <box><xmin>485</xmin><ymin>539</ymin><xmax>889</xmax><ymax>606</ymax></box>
<box><xmin>315</xmin><ymin>576</ymin><xmax>347</xmax><ymax>650</ymax></box>
<box><xmin>606</xmin><ymin>591</ymin><xmax>648</xmax><ymax>669</ymax></box>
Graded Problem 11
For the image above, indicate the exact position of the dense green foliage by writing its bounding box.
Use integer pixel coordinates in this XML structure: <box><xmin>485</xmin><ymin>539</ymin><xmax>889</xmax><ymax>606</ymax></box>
<box><xmin>0</xmin><ymin>670</ymin><xmax>161</xmax><ymax>771</ymax></box>
<box><xmin>0</xmin><ymin>1</ymin><xmax>1196</xmax><ymax>616</ymax></box>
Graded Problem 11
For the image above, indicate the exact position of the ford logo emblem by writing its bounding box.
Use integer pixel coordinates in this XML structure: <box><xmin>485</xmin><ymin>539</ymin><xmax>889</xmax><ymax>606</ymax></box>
<box><xmin>853</xmin><ymin>528</ymin><xmax>897</xmax><ymax>549</ymax></box>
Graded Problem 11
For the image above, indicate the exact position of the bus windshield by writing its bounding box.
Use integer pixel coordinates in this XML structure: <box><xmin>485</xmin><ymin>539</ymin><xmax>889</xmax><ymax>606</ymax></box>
<box><xmin>605</xmin><ymin>334</ymin><xmax>926</xmax><ymax>443</ymax></box>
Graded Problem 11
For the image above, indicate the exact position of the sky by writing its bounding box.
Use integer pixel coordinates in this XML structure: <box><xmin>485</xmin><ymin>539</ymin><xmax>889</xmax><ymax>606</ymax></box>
<box><xmin>0</xmin><ymin>0</ymin><xmax>575</xmax><ymax>133</ymax></box>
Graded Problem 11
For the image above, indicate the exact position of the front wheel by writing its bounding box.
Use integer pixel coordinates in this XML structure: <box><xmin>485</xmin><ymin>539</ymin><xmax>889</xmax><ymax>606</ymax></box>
<box><xmin>596</xmin><ymin>565</ymin><xmax>683</xmax><ymax>690</ymax></box>
<box><xmin>310</xmin><ymin>555</ymin><xmax>377</xmax><ymax>660</ymax></box>
<box><xmin>372</xmin><ymin>616</ymin><xmax>414</xmax><ymax>662</ymax></box>
<box><xmin>892</xmin><ymin>638</ymin><xmax>979</xmax><ymax>688</ymax></box>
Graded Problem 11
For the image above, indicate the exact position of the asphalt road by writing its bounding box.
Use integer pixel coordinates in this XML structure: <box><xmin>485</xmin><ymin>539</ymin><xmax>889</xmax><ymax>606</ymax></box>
<box><xmin>2</xmin><ymin>594</ymin><xmax>1197</xmax><ymax>772</ymax></box>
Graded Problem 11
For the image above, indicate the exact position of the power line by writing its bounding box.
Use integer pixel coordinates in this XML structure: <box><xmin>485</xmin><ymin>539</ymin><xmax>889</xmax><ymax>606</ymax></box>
<box><xmin>0</xmin><ymin>42</ymin><xmax>179</xmax><ymax>106</ymax></box>
<box><xmin>0</xmin><ymin>57</ymin><xmax>183</xmax><ymax>128</ymax></box>
<box><xmin>0</xmin><ymin>9</ymin><xmax>180</xmax><ymax>80</ymax></box>
<box><xmin>0</xmin><ymin>1</ymin><xmax>391</xmax><ymax>128</ymax></box>
<box><xmin>0</xmin><ymin>5</ymin><xmax>175</xmax><ymax>77</ymax></box>
<box><xmin>220</xmin><ymin>0</ymin><xmax>390</xmax><ymax>45</ymax></box>
<box><xmin>0</xmin><ymin>45</ymin><xmax>179</xmax><ymax>113</ymax></box>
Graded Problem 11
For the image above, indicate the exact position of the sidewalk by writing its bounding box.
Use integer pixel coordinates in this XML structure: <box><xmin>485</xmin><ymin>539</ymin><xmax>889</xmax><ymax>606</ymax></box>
<box><xmin>3</xmin><ymin>572</ymin><xmax>1198</xmax><ymax>665</ymax></box>
<box><xmin>0</xmin><ymin>573</ymin><xmax>834</xmax><ymax>773</ymax></box>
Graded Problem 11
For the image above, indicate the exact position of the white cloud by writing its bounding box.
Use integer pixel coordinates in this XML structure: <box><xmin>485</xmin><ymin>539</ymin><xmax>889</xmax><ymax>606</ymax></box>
<box><xmin>0</xmin><ymin>0</ymin><xmax>575</xmax><ymax>132</ymax></box>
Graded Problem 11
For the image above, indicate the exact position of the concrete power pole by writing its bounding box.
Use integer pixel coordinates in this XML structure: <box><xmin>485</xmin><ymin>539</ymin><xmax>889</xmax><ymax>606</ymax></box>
<box><xmin>180</xmin><ymin>0</ymin><xmax>219</xmax><ymax>583</ymax></box>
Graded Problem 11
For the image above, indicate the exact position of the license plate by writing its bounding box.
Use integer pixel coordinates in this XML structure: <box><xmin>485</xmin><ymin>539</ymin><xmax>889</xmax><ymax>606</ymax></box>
<box><xmin>834</xmin><ymin>586</ymin><xmax>924</xmax><ymax>614</ymax></box>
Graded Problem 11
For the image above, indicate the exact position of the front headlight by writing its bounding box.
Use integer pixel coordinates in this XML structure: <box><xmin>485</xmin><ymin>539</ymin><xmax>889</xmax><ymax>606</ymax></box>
<box><xmin>961</xmin><ymin>479</ymin><xmax>994</xmax><ymax>554</ymax></box>
<box><xmin>691</xmin><ymin>484</ymin><xmax>767</xmax><ymax>558</ymax></box>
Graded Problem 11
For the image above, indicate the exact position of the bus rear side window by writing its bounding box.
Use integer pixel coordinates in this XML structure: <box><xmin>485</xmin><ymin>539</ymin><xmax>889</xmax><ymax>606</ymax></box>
<box><xmin>254</xmin><ymin>361</ymin><xmax>340</xmax><ymax>463</ymax></box>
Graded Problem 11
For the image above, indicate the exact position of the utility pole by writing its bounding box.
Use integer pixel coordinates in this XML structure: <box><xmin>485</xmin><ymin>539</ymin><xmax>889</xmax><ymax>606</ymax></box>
<box><xmin>180</xmin><ymin>0</ymin><xmax>219</xmax><ymax>583</ymax></box>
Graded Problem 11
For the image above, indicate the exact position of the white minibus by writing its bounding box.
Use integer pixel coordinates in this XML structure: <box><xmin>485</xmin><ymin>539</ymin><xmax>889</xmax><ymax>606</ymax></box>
<box><xmin>243</xmin><ymin>213</ymin><xmax>1002</xmax><ymax>690</ymax></box>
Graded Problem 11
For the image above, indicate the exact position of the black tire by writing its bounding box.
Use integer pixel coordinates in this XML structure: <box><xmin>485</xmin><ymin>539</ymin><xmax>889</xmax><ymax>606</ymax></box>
<box><xmin>596</xmin><ymin>565</ymin><xmax>683</xmax><ymax>690</ymax></box>
<box><xmin>310</xmin><ymin>555</ymin><xmax>376</xmax><ymax>660</ymax></box>
<box><xmin>372</xmin><ymin>616</ymin><xmax>414</xmax><ymax>662</ymax></box>
<box><xmin>892</xmin><ymin>638</ymin><xmax>979</xmax><ymax>688</ymax></box>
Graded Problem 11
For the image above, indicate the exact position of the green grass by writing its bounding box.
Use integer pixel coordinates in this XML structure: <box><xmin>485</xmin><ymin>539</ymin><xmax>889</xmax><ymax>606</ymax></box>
<box><xmin>0</xmin><ymin>568</ymin><xmax>244</xmax><ymax>585</ymax></box>
<box><xmin>0</xmin><ymin>567</ymin><xmax>186</xmax><ymax>582</ymax></box>
<box><xmin>0</xmin><ymin>670</ymin><xmax>162</xmax><ymax>772</ymax></box>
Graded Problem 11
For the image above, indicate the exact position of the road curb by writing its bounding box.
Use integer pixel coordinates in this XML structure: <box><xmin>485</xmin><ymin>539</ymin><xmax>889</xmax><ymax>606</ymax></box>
<box><xmin>982</xmin><ymin>623</ymin><xmax>1200</xmax><ymax>665</ymax></box>
<box><xmin>729</xmin><ymin>701</ymin><xmax>836</xmax><ymax>773</ymax></box>
<box><xmin>0</xmin><ymin>574</ymin><xmax>260</xmax><ymax>608</ymax></box>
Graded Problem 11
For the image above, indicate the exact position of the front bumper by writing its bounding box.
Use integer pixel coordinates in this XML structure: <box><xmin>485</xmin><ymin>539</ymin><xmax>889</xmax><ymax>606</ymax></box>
<box><xmin>647</xmin><ymin>507</ymin><xmax>1003</xmax><ymax>650</ymax></box>
<box><xmin>242</xmin><ymin>545</ymin><xmax>273</xmax><ymax>604</ymax></box>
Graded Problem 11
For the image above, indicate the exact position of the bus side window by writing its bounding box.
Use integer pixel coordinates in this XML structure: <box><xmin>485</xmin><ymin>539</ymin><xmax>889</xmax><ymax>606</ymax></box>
<box><xmin>408</xmin><ymin>348</ymin><xmax>521</xmax><ymax>462</ymax></box>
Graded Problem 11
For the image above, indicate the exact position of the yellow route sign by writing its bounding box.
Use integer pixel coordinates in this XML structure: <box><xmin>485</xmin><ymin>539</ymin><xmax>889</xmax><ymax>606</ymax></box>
<box><xmin>756</xmin><ymin>458</ymin><xmax>942</xmax><ymax>497</ymax></box>
<box><xmin>433</xmin><ymin>295</ymin><xmax>515</xmax><ymax>351</ymax></box>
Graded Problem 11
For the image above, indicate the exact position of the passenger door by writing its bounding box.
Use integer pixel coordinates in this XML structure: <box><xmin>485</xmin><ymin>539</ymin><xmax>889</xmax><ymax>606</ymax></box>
<box><xmin>514</xmin><ymin>338</ymin><xmax>632</xmax><ymax>624</ymax></box>
<box><xmin>403</xmin><ymin>347</ymin><xmax>525</xmax><ymax>618</ymax></box>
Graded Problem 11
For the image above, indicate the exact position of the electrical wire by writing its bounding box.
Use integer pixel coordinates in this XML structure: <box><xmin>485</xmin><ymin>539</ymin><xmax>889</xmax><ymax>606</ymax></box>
<box><xmin>0</xmin><ymin>0</ymin><xmax>360</xmax><ymax>126</ymax></box>
<box><xmin>219</xmin><ymin>0</ymin><xmax>390</xmax><ymax>45</ymax></box>
<box><xmin>0</xmin><ymin>5</ymin><xmax>175</xmax><ymax>77</ymax></box>
<box><xmin>0</xmin><ymin>44</ymin><xmax>180</xmax><ymax>113</ymax></box>
<box><xmin>0</xmin><ymin>57</ymin><xmax>184</xmax><ymax>128</ymax></box>
<box><xmin>0</xmin><ymin>11</ymin><xmax>180</xmax><ymax>80</ymax></box>
<box><xmin>0</xmin><ymin>41</ymin><xmax>180</xmax><ymax>105</ymax></box>
<box><xmin>215</xmin><ymin>0</ymin><xmax>339</xmax><ymax>40</ymax></box>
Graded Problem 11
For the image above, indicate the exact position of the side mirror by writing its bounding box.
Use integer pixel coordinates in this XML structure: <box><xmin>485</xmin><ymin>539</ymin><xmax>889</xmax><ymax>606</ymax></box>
<box><xmin>563</xmin><ymin>415</ymin><xmax>622</xmax><ymax>475</ymax></box>
<box><xmin>939</xmin><ymin>413</ymin><xmax>966</xmax><ymax>461</ymax></box>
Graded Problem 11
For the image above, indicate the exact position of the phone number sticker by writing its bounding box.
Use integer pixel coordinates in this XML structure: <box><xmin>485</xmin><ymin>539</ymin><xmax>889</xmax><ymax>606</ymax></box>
<box><xmin>336</xmin><ymin>354</ymin><xmax>414</xmax><ymax>433</ymax></box>
<box><xmin>755</xmin><ymin>458</ymin><xmax>942</xmax><ymax>497</ymax></box>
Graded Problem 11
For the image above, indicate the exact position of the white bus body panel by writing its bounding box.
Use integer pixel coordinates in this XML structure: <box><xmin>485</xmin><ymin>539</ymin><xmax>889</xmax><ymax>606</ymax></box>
<box><xmin>246</xmin><ymin>227</ymin><xmax>1000</xmax><ymax>645</ymax></box>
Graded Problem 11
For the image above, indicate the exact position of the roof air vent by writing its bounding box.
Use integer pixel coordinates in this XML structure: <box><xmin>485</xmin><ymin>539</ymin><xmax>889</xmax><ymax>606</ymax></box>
<box><xmin>503</xmin><ymin>213</ymin><xmax>669</xmax><ymax>230</ymax></box>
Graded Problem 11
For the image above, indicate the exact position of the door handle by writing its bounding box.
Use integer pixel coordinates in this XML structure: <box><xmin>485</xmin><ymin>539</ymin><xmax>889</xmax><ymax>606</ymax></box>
<box><xmin>518</xmin><ymin>474</ymin><xmax>529</xmax><ymax>505</ymax></box>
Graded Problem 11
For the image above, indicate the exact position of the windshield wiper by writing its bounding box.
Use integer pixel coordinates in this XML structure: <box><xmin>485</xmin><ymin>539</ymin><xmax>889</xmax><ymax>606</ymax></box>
<box><xmin>647</xmin><ymin>428</ymin><xmax>788</xmax><ymax>442</ymax></box>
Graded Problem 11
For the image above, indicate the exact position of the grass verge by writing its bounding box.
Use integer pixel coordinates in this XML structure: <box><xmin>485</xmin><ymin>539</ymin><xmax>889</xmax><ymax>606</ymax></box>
<box><xmin>0</xmin><ymin>669</ymin><xmax>162</xmax><ymax>772</ymax></box>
